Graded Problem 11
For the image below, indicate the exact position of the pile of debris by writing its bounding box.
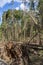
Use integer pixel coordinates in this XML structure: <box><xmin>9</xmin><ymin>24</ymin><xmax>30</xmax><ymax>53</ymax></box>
<box><xmin>0</xmin><ymin>41</ymin><xmax>43</xmax><ymax>65</ymax></box>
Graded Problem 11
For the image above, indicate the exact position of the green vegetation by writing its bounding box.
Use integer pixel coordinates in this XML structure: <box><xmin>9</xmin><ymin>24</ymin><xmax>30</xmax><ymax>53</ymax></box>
<box><xmin>0</xmin><ymin>0</ymin><xmax>43</xmax><ymax>44</ymax></box>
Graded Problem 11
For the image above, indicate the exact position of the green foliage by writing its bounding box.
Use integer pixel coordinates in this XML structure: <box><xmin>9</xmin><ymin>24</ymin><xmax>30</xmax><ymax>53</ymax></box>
<box><xmin>1</xmin><ymin>10</ymin><xmax>31</xmax><ymax>41</ymax></box>
<box><xmin>13</xmin><ymin>10</ymin><xmax>23</xmax><ymax>20</ymax></box>
<box><xmin>0</xmin><ymin>2</ymin><xmax>43</xmax><ymax>42</ymax></box>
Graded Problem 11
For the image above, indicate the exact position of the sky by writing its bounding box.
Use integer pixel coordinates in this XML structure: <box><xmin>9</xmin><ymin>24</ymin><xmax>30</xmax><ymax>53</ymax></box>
<box><xmin>0</xmin><ymin>0</ymin><xmax>38</xmax><ymax>24</ymax></box>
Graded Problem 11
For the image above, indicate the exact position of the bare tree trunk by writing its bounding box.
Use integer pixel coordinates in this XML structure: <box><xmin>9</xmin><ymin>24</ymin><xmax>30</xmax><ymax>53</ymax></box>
<box><xmin>30</xmin><ymin>21</ymin><xmax>34</xmax><ymax>43</ymax></box>
<box><xmin>24</xmin><ymin>28</ymin><xmax>25</xmax><ymax>41</ymax></box>
<box><xmin>38</xmin><ymin>28</ymin><xmax>42</xmax><ymax>45</ymax></box>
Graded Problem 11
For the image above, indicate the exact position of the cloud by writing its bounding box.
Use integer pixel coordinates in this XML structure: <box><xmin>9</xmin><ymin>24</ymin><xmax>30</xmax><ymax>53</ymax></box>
<box><xmin>0</xmin><ymin>0</ymin><xmax>30</xmax><ymax>7</ymax></box>
<box><xmin>20</xmin><ymin>3</ymin><xmax>26</xmax><ymax>11</ymax></box>
<box><xmin>0</xmin><ymin>0</ymin><xmax>23</xmax><ymax>8</ymax></box>
<box><xmin>20</xmin><ymin>3</ymin><xmax>30</xmax><ymax>11</ymax></box>
<box><xmin>0</xmin><ymin>0</ymin><xmax>12</xmax><ymax>7</ymax></box>
<box><xmin>15</xmin><ymin>0</ymin><xmax>30</xmax><ymax>2</ymax></box>
<box><xmin>15</xmin><ymin>7</ymin><xmax>19</xmax><ymax>10</ymax></box>
<box><xmin>14</xmin><ymin>0</ymin><xmax>22</xmax><ymax>2</ymax></box>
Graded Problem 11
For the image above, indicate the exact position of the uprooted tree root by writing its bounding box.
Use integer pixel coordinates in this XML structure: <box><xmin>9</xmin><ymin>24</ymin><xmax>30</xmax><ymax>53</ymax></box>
<box><xmin>0</xmin><ymin>41</ymin><xmax>43</xmax><ymax>65</ymax></box>
<box><xmin>5</xmin><ymin>42</ymin><xmax>40</xmax><ymax>65</ymax></box>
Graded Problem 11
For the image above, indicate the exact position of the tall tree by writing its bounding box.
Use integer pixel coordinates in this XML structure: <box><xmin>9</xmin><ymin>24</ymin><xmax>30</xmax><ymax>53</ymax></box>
<box><xmin>38</xmin><ymin>0</ymin><xmax>43</xmax><ymax>28</ymax></box>
<box><xmin>30</xmin><ymin>0</ymin><xmax>34</xmax><ymax>10</ymax></box>
<box><xmin>22</xmin><ymin>0</ymin><xmax>27</xmax><ymax>41</ymax></box>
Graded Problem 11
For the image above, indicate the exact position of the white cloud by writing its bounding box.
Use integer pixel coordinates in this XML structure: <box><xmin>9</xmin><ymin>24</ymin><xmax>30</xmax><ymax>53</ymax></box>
<box><xmin>20</xmin><ymin>3</ymin><xmax>29</xmax><ymax>11</ymax></box>
<box><xmin>15</xmin><ymin>7</ymin><xmax>19</xmax><ymax>10</ymax></box>
<box><xmin>0</xmin><ymin>0</ymin><xmax>22</xmax><ymax>7</ymax></box>
<box><xmin>0</xmin><ymin>0</ymin><xmax>38</xmax><ymax>8</ymax></box>
<box><xmin>14</xmin><ymin>0</ymin><xmax>22</xmax><ymax>2</ymax></box>
<box><xmin>15</xmin><ymin>0</ymin><xmax>30</xmax><ymax>2</ymax></box>
<box><xmin>0</xmin><ymin>0</ymin><xmax>30</xmax><ymax>8</ymax></box>
<box><xmin>0</xmin><ymin>0</ymin><xmax>12</xmax><ymax>7</ymax></box>
<box><xmin>20</xmin><ymin>3</ymin><xmax>26</xmax><ymax>11</ymax></box>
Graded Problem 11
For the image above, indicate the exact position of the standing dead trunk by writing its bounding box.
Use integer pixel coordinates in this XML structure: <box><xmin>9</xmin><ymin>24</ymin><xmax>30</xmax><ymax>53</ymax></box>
<box><xmin>30</xmin><ymin>21</ymin><xmax>34</xmax><ymax>43</ymax></box>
